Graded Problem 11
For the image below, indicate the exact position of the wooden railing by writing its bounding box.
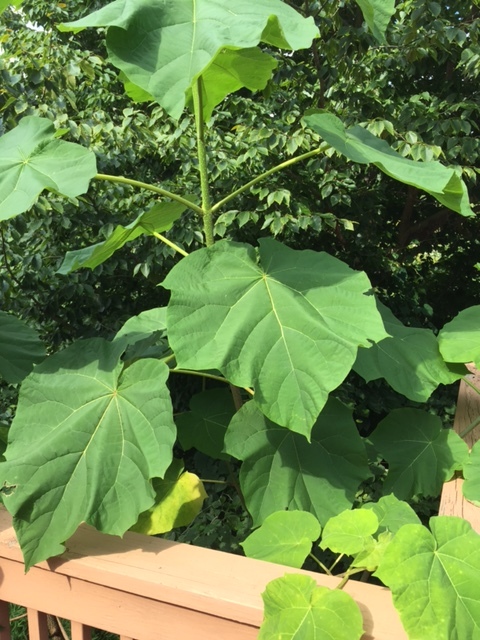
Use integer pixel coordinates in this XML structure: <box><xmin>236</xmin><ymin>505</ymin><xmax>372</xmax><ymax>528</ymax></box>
<box><xmin>0</xmin><ymin>369</ymin><xmax>478</xmax><ymax>640</ymax></box>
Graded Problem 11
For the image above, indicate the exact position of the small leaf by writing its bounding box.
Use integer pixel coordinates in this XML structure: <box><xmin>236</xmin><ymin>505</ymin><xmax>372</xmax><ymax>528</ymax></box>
<box><xmin>0</xmin><ymin>312</ymin><xmax>45</xmax><ymax>383</ymax></box>
<box><xmin>463</xmin><ymin>440</ymin><xmax>480</xmax><ymax>506</ymax></box>
<box><xmin>303</xmin><ymin>112</ymin><xmax>474</xmax><ymax>217</ymax></box>
<box><xmin>259</xmin><ymin>574</ymin><xmax>364</xmax><ymax>640</ymax></box>
<box><xmin>375</xmin><ymin>517</ymin><xmax>480</xmax><ymax>640</ymax></box>
<box><xmin>241</xmin><ymin>510</ymin><xmax>321</xmax><ymax>568</ymax></box>
<box><xmin>176</xmin><ymin>388</ymin><xmax>236</xmax><ymax>460</ymax></box>
<box><xmin>58</xmin><ymin>201</ymin><xmax>188</xmax><ymax>274</ymax></box>
<box><xmin>0</xmin><ymin>117</ymin><xmax>97</xmax><ymax>221</ymax></box>
<box><xmin>115</xmin><ymin>307</ymin><xmax>167</xmax><ymax>345</ymax></box>
<box><xmin>438</xmin><ymin>305</ymin><xmax>480</xmax><ymax>367</ymax></box>
<box><xmin>320</xmin><ymin>509</ymin><xmax>379</xmax><ymax>556</ymax></box>
<box><xmin>130</xmin><ymin>459</ymin><xmax>207</xmax><ymax>535</ymax></box>
<box><xmin>354</xmin><ymin>0</ymin><xmax>396</xmax><ymax>43</ymax></box>
<box><xmin>352</xmin><ymin>530</ymin><xmax>393</xmax><ymax>571</ymax></box>
<box><xmin>370</xmin><ymin>409</ymin><xmax>469</xmax><ymax>499</ymax></box>
<box><xmin>362</xmin><ymin>494</ymin><xmax>421</xmax><ymax>534</ymax></box>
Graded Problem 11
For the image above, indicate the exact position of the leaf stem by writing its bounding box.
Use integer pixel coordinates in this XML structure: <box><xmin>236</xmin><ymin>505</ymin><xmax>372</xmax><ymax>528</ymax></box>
<box><xmin>151</xmin><ymin>231</ymin><xmax>189</xmax><ymax>256</ymax></box>
<box><xmin>335</xmin><ymin>567</ymin><xmax>366</xmax><ymax>590</ymax></box>
<box><xmin>460</xmin><ymin>414</ymin><xmax>480</xmax><ymax>438</ymax></box>
<box><xmin>192</xmin><ymin>78</ymin><xmax>214</xmax><ymax>247</ymax></box>
<box><xmin>200</xmin><ymin>479</ymin><xmax>228</xmax><ymax>485</ymax></box>
<box><xmin>328</xmin><ymin>553</ymin><xmax>344</xmax><ymax>574</ymax></box>
<box><xmin>170</xmin><ymin>368</ymin><xmax>254</xmax><ymax>395</ymax></box>
<box><xmin>95</xmin><ymin>173</ymin><xmax>204</xmax><ymax>217</ymax></box>
<box><xmin>308</xmin><ymin>552</ymin><xmax>332</xmax><ymax>575</ymax></box>
<box><xmin>211</xmin><ymin>148</ymin><xmax>323</xmax><ymax>214</ymax></box>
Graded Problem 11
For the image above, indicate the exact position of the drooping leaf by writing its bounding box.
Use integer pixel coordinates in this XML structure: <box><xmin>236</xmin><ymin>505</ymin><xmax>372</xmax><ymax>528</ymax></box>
<box><xmin>0</xmin><ymin>338</ymin><xmax>176</xmax><ymax>569</ymax></box>
<box><xmin>320</xmin><ymin>509</ymin><xmax>379</xmax><ymax>556</ymax></box>
<box><xmin>114</xmin><ymin>307</ymin><xmax>169</xmax><ymax>363</ymax></box>
<box><xmin>303</xmin><ymin>111</ymin><xmax>474</xmax><ymax>217</ymax></box>
<box><xmin>0</xmin><ymin>312</ymin><xmax>45</xmax><ymax>383</ymax></box>
<box><xmin>370</xmin><ymin>409</ymin><xmax>469</xmax><ymax>499</ymax></box>
<box><xmin>352</xmin><ymin>531</ymin><xmax>393</xmax><ymax>572</ymax></box>
<box><xmin>59</xmin><ymin>0</ymin><xmax>318</xmax><ymax>119</ymax></box>
<box><xmin>241</xmin><ymin>510</ymin><xmax>321</xmax><ymax>568</ymax></box>
<box><xmin>259</xmin><ymin>574</ymin><xmax>364</xmax><ymax>640</ymax></box>
<box><xmin>164</xmin><ymin>238</ymin><xmax>387</xmax><ymax>436</ymax></box>
<box><xmin>438</xmin><ymin>305</ymin><xmax>480</xmax><ymax>368</ymax></box>
<box><xmin>354</xmin><ymin>0</ymin><xmax>396</xmax><ymax>43</ymax></box>
<box><xmin>130</xmin><ymin>458</ymin><xmax>207</xmax><ymax>535</ymax></box>
<box><xmin>362</xmin><ymin>494</ymin><xmax>421</xmax><ymax>534</ymax></box>
<box><xmin>224</xmin><ymin>399</ymin><xmax>370</xmax><ymax>527</ymax></box>
<box><xmin>462</xmin><ymin>440</ymin><xmax>480</xmax><ymax>506</ymax></box>
<box><xmin>0</xmin><ymin>117</ymin><xmax>97</xmax><ymax>221</ymax></box>
<box><xmin>354</xmin><ymin>301</ymin><xmax>462</xmax><ymax>401</ymax></box>
<box><xmin>58</xmin><ymin>201</ymin><xmax>188</xmax><ymax>274</ymax></box>
<box><xmin>375</xmin><ymin>517</ymin><xmax>480</xmax><ymax>640</ymax></box>
<box><xmin>176</xmin><ymin>388</ymin><xmax>236</xmax><ymax>460</ymax></box>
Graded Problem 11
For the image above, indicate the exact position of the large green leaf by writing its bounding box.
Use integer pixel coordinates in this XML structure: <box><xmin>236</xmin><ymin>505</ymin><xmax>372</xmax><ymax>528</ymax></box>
<box><xmin>224</xmin><ymin>399</ymin><xmax>370</xmax><ymax>527</ymax></box>
<box><xmin>176</xmin><ymin>388</ymin><xmax>236</xmax><ymax>460</ymax></box>
<box><xmin>462</xmin><ymin>441</ymin><xmax>480</xmax><ymax>506</ymax></box>
<box><xmin>354</xmin><ymin>0</ymin><xmax>396</xmax><ymax>43</ymax></box>
<box><xmin>375</xmin><ymin>517</ymin><xmax>480</xmax><ymax>640</ymax></box>
<box><xmin>58</xmin><ymin>201</ymin><xmax>187</xmax><ymax>274</ymax></box>
<box><xmin>0</xmin><ymin>117</ymin><xmax>97</xmax><ymax>221</ymax></box>
<box><xmin>320</xmin><ymin>509</ymin><xmax>378</xmax><ymax>556</ymax></box>
<box><xmin>60</xmin><ymin>0</ymin><xmax>318</xmax><ymax>120</ymax></box>
<box><xmin>0</xmin><ymin>338</ymin><xmax>176</xmax><ymax>569</ymax></box>
<box><xmin>259</xmin><ymin>574</ymin><xmax>364</xmax><ymax>640</ymax></box>
<box><xmin>438</xmin><ymin>305</ymin><xmax>480</xmax><ymax>367</ymax></box>
<box><xmin>0</xmin><ymin>312</ymin><xmax>45</xmax><ymax>383</ymax></box>
<box><xmin>303</xmin><ymin>112</ymin><xmax>474</xmax><ymax>217</ymax></box>
<box><xmin>354</xmin><ymin>301</ymin><xmax>463</xmax><ymax>401</ymax></box>
<box><xmin>0</xmin><ymin>0</ymin><xmax>22</xmax><ymax>16</ymax></box>
<box><xmin>241</xmin><ymin>510</ymin><xmax>321</xmax><ymax>568</ymax></box>
<box><xmin>164</xmin><ymin>238</ymin><xmax>387</xmax><ymax>436</ymax></box>
<box><xmin>370</xmin><ymin>409</ymin><xmax>469</xmax><ymax>499</ymax></box>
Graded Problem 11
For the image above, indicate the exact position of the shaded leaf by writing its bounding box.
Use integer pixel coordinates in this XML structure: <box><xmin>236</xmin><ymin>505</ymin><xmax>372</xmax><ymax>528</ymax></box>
<box><xmin>362</xmin><ymin>494</ymin><xmax>421</xmax><ymax>534</ymax></box>
<box><xmin>303</xmin><ymin>111</ymin><xmax>474</xmax><ymax>216</ymax></box>
<box><xmin>370</xmin><ymin>409</ymin><xmax>469</xmax><ymax>499</ymax></box>
<box><xmin>0</xmin><ymin>312</ymin><xmax>45</xmax><ymax>383</ymax></box>
<box><xmin>241</xmin><ymin>510</ymin><xmax>321</xmax><ymax>568</ymax></box>
<box><xmin>376</xmin><ymin>517</ymin><xmax>480</xmax><ymax>640</ymax></box>
<box><xmin>0</xmin><ymin>338</ymin><xmax>176</xmax><ymax>569</ymax></box>
<box><xmin>438</xmin><ymin>305</ymin><xmax>480</xmax><ymax>367</ymax></box>
<box><xmin>60</xmin><ymin>0</ymin><xmax>318</xmax><ymax>119</ymax></box>
<box><xmin>176</xmin><ymin>388</ymin><xmax>236</xmax><ymax>460</ymax></box>
<box><xmin>58</xmin><ymin>201</ymin><xmax>187</xmax><ymax>274</ymax></box>
<box><xmin>224</xmin><ymin>399</ymin><xmax>370</xmax><ymax>526</ymax></box>
<box><xmin>320</xmin><ymin>509</ymin><xmax>378</xmax><ymax>556</ymax></box>
<box><xmin>115</xmin><ymin>307</ymin><xmax>169</xmax><ymax>363</ymax></box>
<box><xmin>164</xmin><ymin>238</ymin><xmax>387</xmax><ymax>436</ymax></box>
<box><xmin>462</xmin><ymin>440</ymin><xmax>480</xmax><ymax>507</ymax></box>
<box><xmin>354</xmin><ymin>301</ymin><xmax>463</xmax><ymax>401</ymax></box>
<box><xmin>0</xmin><ymin>117</ymin><xmax>97</xmax><ymax>221</ymax></box>
<box><xmin>352</xmin><ymin>530</ymin><xmax>393</xmax><ymax>572</ymax></box>
<box><xmin>259</xmin><ymin>574</ymin><xmax>364</xmax><ymax>640</ymax></box>
<box><xmin>354</xmin><ymin>0</ymin><xmax>396</xmax><ymax>43</ymax></box>
<box><xmin>130</xmin><ymin>458</ymin><xmax>207</xmax><ymax>535</ymax></box>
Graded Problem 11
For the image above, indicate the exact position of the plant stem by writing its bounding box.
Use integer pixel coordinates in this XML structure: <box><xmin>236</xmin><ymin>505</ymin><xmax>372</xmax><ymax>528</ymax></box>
<box><xmin>308</xmin><ymin>552</ymin><xmax>332</xmax><ymax>575</ymax></box>
<box><xmin>460</xmin><ymin>414</ymin><xmax>480</xmax><ymax>438</ymax></box>
<box><xmin>151</xmin><ymin>231</ymin><xmax>189</xmax><ymax>256</ymax></box>
<box><xmin>170</xmin><ymin>368</ymin><xmax>254</xmax><ymax>395</ymax></box>
<box><xmin>211</xmin><ymin>148</ymin><xmax>323</xmax><ymax>214</ymax></box>
<box><xmin>192</xmin><ymin>78</ymin><xmax>214</xmax><ymax>247</ymax></box>
<box><xmin>328</xmin><ymin>553</ymin><xmax>344</xmax><ymax>574</ymax></box>
<box><xmin>200</xmin><ymin>479</ymin><xmax>228</xmax><ymax>485</ymax></box>
<box><xmin>335</xmin><ymin>567</ymin><xmax>366</xmax><ymax>590</ymax></box>
<box><xmin>95</xmin><ymin>173</ymin><xmax>204</xmax><ymax>217</ymax></box>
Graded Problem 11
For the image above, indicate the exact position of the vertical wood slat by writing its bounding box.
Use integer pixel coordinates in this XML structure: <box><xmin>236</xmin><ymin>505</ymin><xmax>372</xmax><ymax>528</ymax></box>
<box><xmin>27</xmin><ymin>609</ymin><xmax>49</xmax><ymax>640</ymax></box>
<box><xmin>71</xmin><ymin>620</ymin><xmax>92</xmax><ymax>640</ymax></box>
<box><xmin>0</xmin><ymin>600</ymin><xmax>11</xmax><ymax>640</ymax></box>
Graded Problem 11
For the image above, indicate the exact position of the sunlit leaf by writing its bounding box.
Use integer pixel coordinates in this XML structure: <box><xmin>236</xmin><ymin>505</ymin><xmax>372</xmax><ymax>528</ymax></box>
<box><xmin>352</xmin><ymin>531</ymin><xmax>393</xmax><ymax>572</ymax></box>
<box><xmin>354</xmin><ymin>0</ymin><xmax>396</xmax><ymax>43</ymax></box>
<box><xmin>259</xmin><ymin>574</ymin><xmax>364</xmax><ymax>640</ymax></box>
<box><xmin>303</xmin><ymin>111</ymin><xmax>474</xmax><ymax>216</ymax></box>
<box><xmin>0</xmin><ymin>338</ymin><xmax>176</xmax><ymax>569</ymax></box>
<box><xmin>0</xmin><ymin>117</ymin><xmax>97</xmax><ymax>221</ymax></box>
<box><xmin>362</xmin><ymin>494</ymin><xmax>421</xmax><ymax>534</ymax></box>
<box><xmin>376</xmin><ymin>517</ymin><xmax>480</xmax><ymax>640</ymax></box>
<box><xmin>0</xmin><ymin>312</ymin><xmax>45</xmax><ymax>383</ymax></box>
<box><xmin>224</xmin><ymin>399</ymin><xmax>370</xmax><ymax>526</ymax></box>
<box><xmin>241</xmin><ymin>510</ymin><xmax>320</xmax><ymax>568</ymax></box>
<box><xmin>164</xmin><ymin>238</ymin><xmax>387</xmax><ymax>436</ymax></box>
<box><xmin>0</xmin><ymin>0</ymin><xmax>23</xmax><ymax>16</ymax></box>
<box><xmin>370</xmin><ymin>409</ymin><xmax>469</xmax><ymax>499</ymax></box>
<box><xmin>463</xmin><ymin>440</ymin><xmax>480</xmax><ymax>506</ymax></box>
<box><xmin>438</xmin><ymin>305</ymin><xmax>480</xmax><ymax>368</ymax></box>
<box><xmin>320</xmin><ymin>509</ymin><xmax>378</xmax><ymax>556</ymax></box>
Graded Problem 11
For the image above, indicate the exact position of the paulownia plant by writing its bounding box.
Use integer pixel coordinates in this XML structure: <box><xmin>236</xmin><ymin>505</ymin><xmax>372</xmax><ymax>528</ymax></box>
<box><xmin>0</xmin><ymin>0</ymin><xmax>479</xmax><ymax>638</ymax></box>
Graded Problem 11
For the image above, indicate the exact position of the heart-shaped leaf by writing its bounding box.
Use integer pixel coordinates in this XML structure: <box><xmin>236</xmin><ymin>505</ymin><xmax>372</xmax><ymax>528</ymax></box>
<box><xmin>320</xmin><ymin>509</ymin><xmax>378</xmax><ymax>556</ymax></box>
<box><xmin>0</xmin><ymin>338</ymin><xmax>176</xmax><ymax>569</ymax></box>
<box><xmin>241</xmin><ymin>510</ymin><xmax>321</xmax><ymax>568</ymax></box>
<box><xmin>259</xmin><ymin>574</ymin><xmax>364</xmax><ymax>640</ymax></box>
<box><xmin>362</xmin><ymin>494</ymin><xmax>421</xmax><ymax>534</ymax></box>
<box><xmin>58</xmin><ymin>200</ymin><xmax>187</xmax><ymax>274</ymax></box>
<box><xmin>376</xmin><ymin>517</ymin><xmax>480</xmax><ymax>640</ymax></box>
<box><xmin>224</xmin><ymin>399</ymin><xmax>370</xmax><ymax>526</ymax></box>
<box><xmin>354</xmin><ymin>301</ymin><xmax>464</xmax><ymax>401</ymax></box>
<box><xmin>164</xmin><ymin>238</ymin><xmax>387</xmax><ymax>436</ymax></box>
<box><xmin>0</xmin><ymin>312</ymin><xmax>45</xmax><ymax>383</ymax></box>
<box><xmin>354</xmin><ymin>0</ymin><xmax>396</xmax><ymax>43</ymax></box>
<box><xmin>303</xmin><ymin>111</ymin><xmax>473</xmax><ymax>217</ymax></box>
<box><xmin>0</xmin><ymin>117</ymin><xmax>97</xmax><ymax>221</ymax></box>
<box><xmin>438</xmin><ymin>305</ymin><xmax>480</xmax><ymax>367</ymax></box>
<box><xmin>60</xmin><ymin>0</ymin><xmax>318</xmax><ymax>119</ymax></box>
<box><xmin>370</xmin><ymin>409</ymin><xmax>469</xmax><ymax>499</ymax></box>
